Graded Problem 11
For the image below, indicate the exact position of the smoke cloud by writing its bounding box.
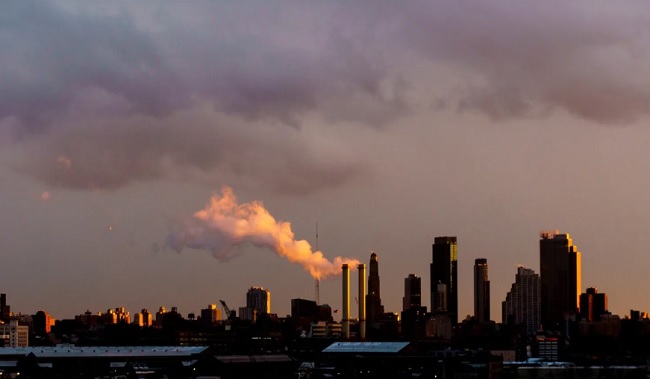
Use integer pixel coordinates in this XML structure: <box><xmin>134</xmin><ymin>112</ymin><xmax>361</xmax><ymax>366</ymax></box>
<box><xmin>166</xmin><ymin>186</ymin><xmax>360</xmax><ymax>279</ymax></box>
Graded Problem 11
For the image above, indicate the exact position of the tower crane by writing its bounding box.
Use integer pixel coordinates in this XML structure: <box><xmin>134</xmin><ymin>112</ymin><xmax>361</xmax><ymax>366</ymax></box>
<box><xmin>219</xmin><ymin>300</ymin><xmax>234</xmax><ymax>320</ymax></box>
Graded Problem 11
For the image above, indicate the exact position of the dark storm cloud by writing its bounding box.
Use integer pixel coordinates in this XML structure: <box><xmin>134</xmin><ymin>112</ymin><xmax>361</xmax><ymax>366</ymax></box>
<box><xmin>4</xmin><ymin>1</ymin><xmax>650</xmax><ymax>192</ymax></box>
<box><xmin>0</xmin><ymin>1</ymin><xmax>405</xmax><ymax>130</ymax></box>
<box><xmin>0</xmin><ymin>2</ymin><xmax>166</xmax><ymax>131</ymax></box>
<box><xmin>1</xmin><ymin>2</ymin><xmax>399</xmax><ymax>192</ymax></box>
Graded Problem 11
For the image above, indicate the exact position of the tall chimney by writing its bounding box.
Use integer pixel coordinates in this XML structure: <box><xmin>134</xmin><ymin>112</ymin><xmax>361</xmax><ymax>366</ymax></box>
<box><xmin>358</xmin><ymin>263</ymin><xmax>366</xmax><ymax>339</ymax></box>
<box><xmin>342</xmin><ymin>264</ymin><xmax>350</xmax><ymax>339</ymax></box>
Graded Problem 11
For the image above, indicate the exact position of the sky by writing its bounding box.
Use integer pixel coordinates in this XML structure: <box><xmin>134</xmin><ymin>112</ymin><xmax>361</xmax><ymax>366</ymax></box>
<box><xmin>2</xmin><ymin>1</ymin><xmax>650</xmax><ymax>321</ymax></box>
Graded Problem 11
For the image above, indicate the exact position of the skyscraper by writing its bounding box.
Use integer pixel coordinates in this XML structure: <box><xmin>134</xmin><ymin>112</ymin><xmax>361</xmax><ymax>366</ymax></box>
<box><xmin>403</xmin><ymin>274</ymin><xmax>421</xmax><ymax>311</ymax></box>
<box><xmin>246</xmin><ymin>286</ymin><xmax>271</xmax><ymax>315</ymax></box>
<box><xmin>430</xmin><ymin>236</ymin><xmax>458</xmax><ymax>325</ymax></box>
<box><xmin>366</xmin><ymin>252</ymin><xmax>384</xmax><ymax>325</ymax></box>
<box><xmin>539</xmin><ymin>232</ymin><xmax>582</xmax><ymax>330</ymax></box>
<box><xmin>502</xmin><ymin>266</ymin><xmax>540</xmax><ymax>334</ymax></box>
<box><xmin>579</xmin><ymin>287</ymin><xmax>608</xmax><ymax>322</ymax></box>
<box><xmin>474</xmin><ymin>258</ymin><xmax>490</xmax><ymax>323</ymax></box>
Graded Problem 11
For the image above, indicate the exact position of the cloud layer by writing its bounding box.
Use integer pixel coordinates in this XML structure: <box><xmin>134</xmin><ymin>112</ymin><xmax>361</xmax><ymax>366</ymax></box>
<box><xmin>4</xmin><ymin>1</ymin><xmax>650</xmax><ymax>191</ymax></box>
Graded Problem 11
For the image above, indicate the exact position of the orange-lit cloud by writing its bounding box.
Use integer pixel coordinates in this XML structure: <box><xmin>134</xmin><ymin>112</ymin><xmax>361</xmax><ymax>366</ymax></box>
<box><xmin>40</xmin><ymin>191</ymin><xmax>51</xmax><ymax>200</ymax></box>
<box><xmin>166</xmin><ymin>186</ymin><xmax>360</xmax><ymax>279</ymax></box>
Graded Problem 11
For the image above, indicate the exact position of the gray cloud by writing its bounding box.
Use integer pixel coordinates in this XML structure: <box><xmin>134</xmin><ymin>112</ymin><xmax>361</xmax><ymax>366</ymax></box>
<box><xmin>16</xmin><ymin>107</ymin><xmax>366</xmax><ymax>194</ymax></box>
<box><xmin>398</xmin><ymin>2</ymin><xmax>650</xmax><ymax>122</ymax></box>
<box><xmin>0</xmin><ymin>2</ymin><xmax>406</xmax><ymax>131</ymax></box>
<box><xmin>4</xmin><ymin>1</ymin><xmax>650</xmax><ymax>192</ymax></box>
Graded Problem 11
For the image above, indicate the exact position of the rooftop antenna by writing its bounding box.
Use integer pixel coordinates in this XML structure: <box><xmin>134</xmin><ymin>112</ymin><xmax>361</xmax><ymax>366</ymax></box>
<box><xmin>315</xmin><ymin>222</ymin><xmax>320</xmax><ymax>305</ymax></box>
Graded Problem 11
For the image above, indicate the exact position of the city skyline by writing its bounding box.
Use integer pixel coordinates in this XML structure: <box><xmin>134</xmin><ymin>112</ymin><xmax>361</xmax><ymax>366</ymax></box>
<box><xmin>0</xmin><ymin>232</ymin><xmax>630</xmax><ymax>326</ymax></box>
<box><xmin>3</xmin><ymin>1</ymin><xmax>650</xmax><ymax>322</ymax></box>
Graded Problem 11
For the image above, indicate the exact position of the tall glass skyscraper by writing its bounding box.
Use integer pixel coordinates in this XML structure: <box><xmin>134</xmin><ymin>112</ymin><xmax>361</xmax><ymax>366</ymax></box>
<box><xmin>539</xmin><ymin>232</ymin><xmax>581</xmax><ymax>331</ymax></box>
<box><xmin>430</xmin><ymin>236</ymin><xmax>458</xmax><ymax>325</ymax></box>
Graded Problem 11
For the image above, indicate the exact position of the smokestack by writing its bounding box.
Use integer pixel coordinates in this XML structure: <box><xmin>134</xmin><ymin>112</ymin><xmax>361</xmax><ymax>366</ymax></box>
<box><xmin>358</xmin><ymin>263</ymin><xmax>366</xmax><ymax>340</ymax></box>
<box><xmin>342</xmin><ymin>264</ymin><xmax>350</xmax><ymax>339</ymax></box>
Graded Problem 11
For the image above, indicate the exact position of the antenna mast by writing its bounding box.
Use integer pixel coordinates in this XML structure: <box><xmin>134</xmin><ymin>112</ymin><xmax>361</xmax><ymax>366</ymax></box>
<box><xmin>315</xmin><ymin>222</ymin><xmax>320</xmax><ymax>304</ymax></box>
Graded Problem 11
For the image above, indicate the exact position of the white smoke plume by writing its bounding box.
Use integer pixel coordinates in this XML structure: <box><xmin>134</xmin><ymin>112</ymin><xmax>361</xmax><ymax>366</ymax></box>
<box><xmin>165</xmin><ymin>186</ymin><xmax>360</xmax><ymax>279</ymax></box>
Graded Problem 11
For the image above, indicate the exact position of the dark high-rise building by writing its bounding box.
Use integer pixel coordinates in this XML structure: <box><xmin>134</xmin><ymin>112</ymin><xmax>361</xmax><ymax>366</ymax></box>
<box><xmin>366</xmin><ymin>252</ymin><xmax>384</xmax><ymax>325</ymax></box>
<box><xmin>502</xmin><ymin>266</ymin><xmax>540</xmax><ymax>334</ymax></box>
<box><xmin>540</xmin><ymin>232</ymin><xmax>582</xmax><ymax>331</ymax></box>
<box><xmin>430</xmin><ymin>236</ymin><xmax>458</xmax><ymax>325</ymax></box>
<box><xmin>579</xmin><ymin>287</ymin><xmax>608</xmax><ymax>322</ymax></box>
<box><xmin>0</xmin><ymin>294</ymin><xmax>10</xmax><ymax>323</ymax></box>
<box><xmin>474</xmin><ymin>258</ymin><xmax>490</xmax><ymax>322</ymax></box>
<box><xmin>403</xmin><ymin>274</ymin><xmax>421</xmax><ymax>311</ymax></box>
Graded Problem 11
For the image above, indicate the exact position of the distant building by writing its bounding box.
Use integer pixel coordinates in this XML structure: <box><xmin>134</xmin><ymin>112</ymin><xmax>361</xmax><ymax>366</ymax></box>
<box><xmin>133</xmin><ymin>313</ymin><xmax>144</xmax><ymax>326</ymax></box>
<box><xmin>630</xmin><ymin>309</ymin><xmax>649</xmax><ymax>321</ymax></box>
<box><xmin>426</xmin><ymin>313</ymin><xmax>452</xmax><ymax>340</ymax></box>
<box><xmin>104</xmin><ymin>307</ymin><xmax>130</xmax><ymax>324</ymax></box>
<box><xmin>291</xmin><ymin>298</ymin><xmax>332</xmax><ymax>322</ymax></box>
<box><xmin>200</xmin><ymin>304</ymin><xmax>222</xmax><ymax>325</ymax></box>
<box><xmin>403</xmin><ymin>274</ymin><xmax>421</xmax><ymax>311</ymax></box>
<box><xmin>534</xmin><ymin>335</ymin><xmax>559</xmax><ymax>361</ymax></box>
<box><xmin>0</xmin><ymin>320</ymin><xmax>28</xmax><ymax>347</ymax></box>
<box><xmin>502</xmin><ymin>266</ymin><xmax>541</xmax><ymax>335</ymax></box>
<box><xmin>430</xmin><ymin>236</ymin><xmax>458</xmax><ymax>325</ymax></box>
<box><xmin>474</xmin><ymin>258</ymin><xmax>490</xmax><ymax>322</ymax></box>
<box><xmin>246</xmin><ymin>287</ymin><xmax>271</xmax><ymax>315</ymax></box>
<box><xmin>579</xmin><ymin>288</ymin><xmax>608</xmax><ymax>322</ymax></box>
<box><xmin>132</xmin><ymin>308</ymin><xmax>153</xmax><ymax>327</ymax></box>
<box><xmin>400</xmin><ymin>306</ymin><xmax>428</xmax><ymax>340</ymax></box>
<box><xmin>540</xmin><ymin>232</ymin><xmax>581</xmax><ymax>330</ymax></box>
<box><xmin>141</xmin><ymin>309</ymin><xmax>153</xmax><ymax>327</ymax></box>
<box><xmin>239</xmin><ymin>306</ymin><xmax>256</xmax><ymax>321</ymax></box>
<box><xmin>76</xmin><ymin>310</ymin><xmax>102</xmax><ymax>329</ymax></box>
<box><xmin>32</xmin><ymin>310</ymin><xmax>54</xmax><ymax>336</ymax></box>
<box><xmin>155</xmin><ymin>307</ymin><xmax>167</xmax><ymax>328</ymax></box>
<box><xmin>309</xmin><ymin>321</ymin><xmax>342</xmax><ymax>338</ymax></box>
